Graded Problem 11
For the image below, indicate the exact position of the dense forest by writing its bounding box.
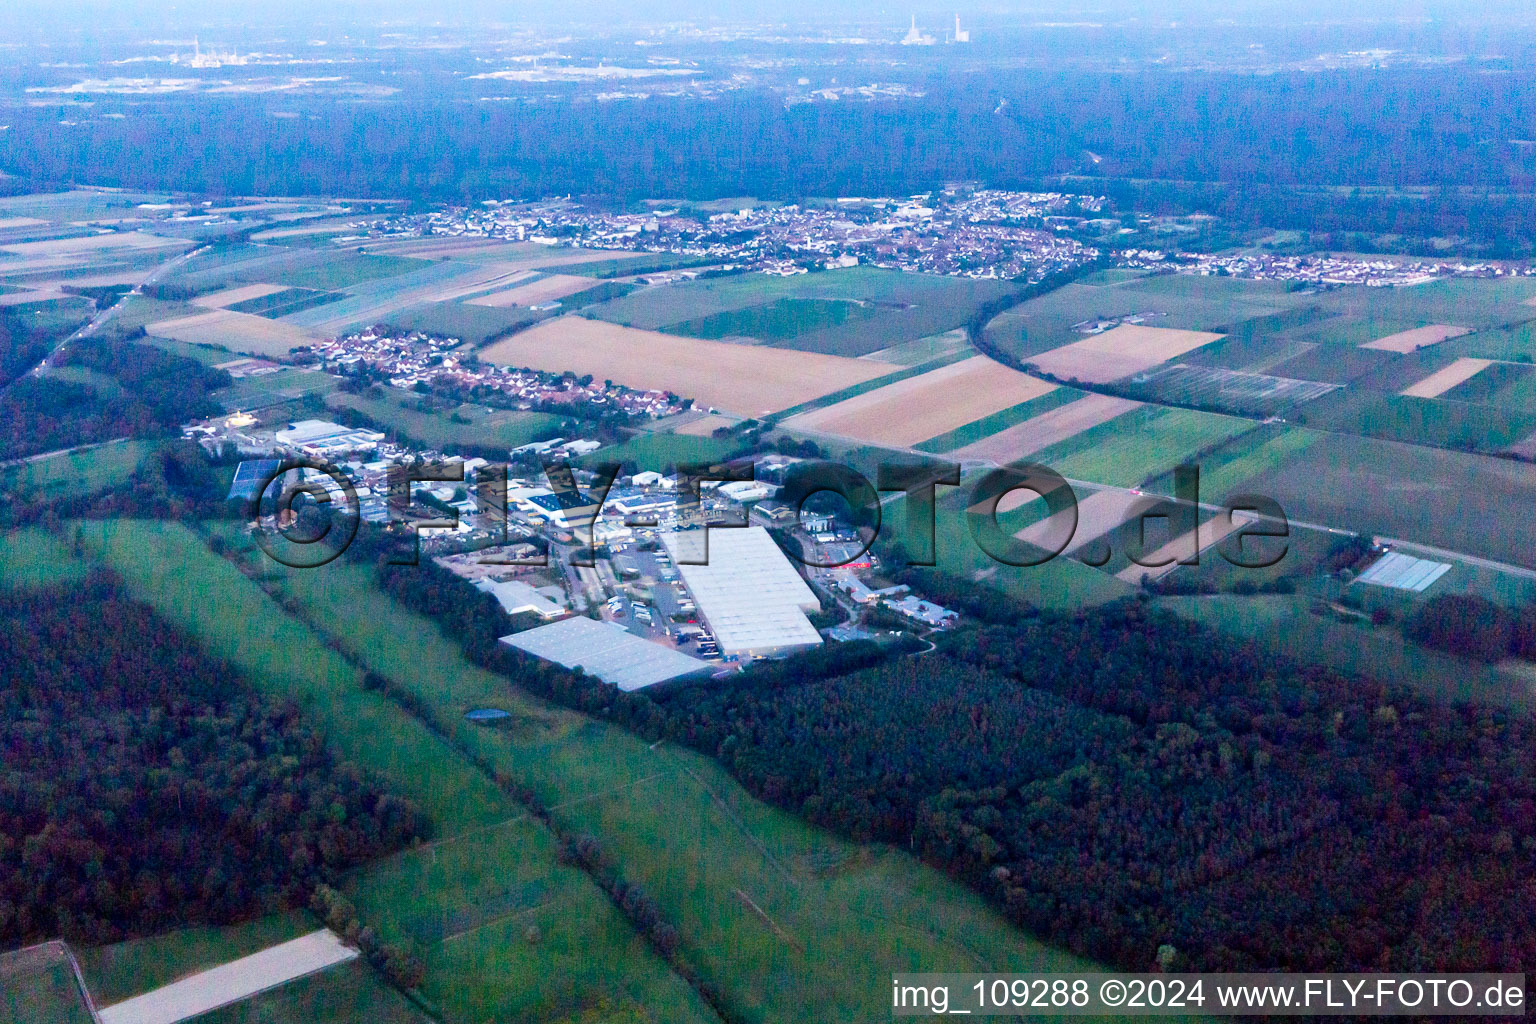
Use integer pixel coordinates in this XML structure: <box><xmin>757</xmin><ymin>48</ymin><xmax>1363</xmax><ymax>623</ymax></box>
<box><xmin>349</xmin><ymin>525</ymin><xmax>1536</xmax><ymax>974</ymax></box>
<box><xmin>0</xmin><ymin>334</ymin><xmax>229</xmax><ymax>459</ymax></box>
<box><xmin>659</xmin><ymin>600</ymin><xmax>1536</xmax><ymax>972</ymax></box>
<box><xmin>0</xmin><ymin>576</ymin><xmax>425</xmax><ymax>947</ymax></box>
<box><xmin>0</xmin><ymin>304</ymin><xmax>88</xmax><ymax>388</ymax></box>
<box><xmin>10</xmin><ymin>70</ymin><xmax>1536</xmax><ymax>249</ymax></box>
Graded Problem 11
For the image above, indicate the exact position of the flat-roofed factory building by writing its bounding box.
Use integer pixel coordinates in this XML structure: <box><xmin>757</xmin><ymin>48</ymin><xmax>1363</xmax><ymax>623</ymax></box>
<box><xmin>500</xmin><ymin>616</ymin><xmax>710</xmax><ymax>691</ymax></box>
<box><xmin>660</xmin><ymin>526</ymin><xmax>823</xmax><ymax>660</ymax></box>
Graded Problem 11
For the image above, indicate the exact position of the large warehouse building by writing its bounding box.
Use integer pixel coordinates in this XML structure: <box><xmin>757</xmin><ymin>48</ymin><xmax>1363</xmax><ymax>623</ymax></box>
<box><xmin>661</xmin><ymin>526</ymin><xmax>824</xmax><ymax>659</ymax></box>
<box><xmin>500</xmin><ymin>616</ymin><xmax>711</xmax><ymax>690</ymax></box>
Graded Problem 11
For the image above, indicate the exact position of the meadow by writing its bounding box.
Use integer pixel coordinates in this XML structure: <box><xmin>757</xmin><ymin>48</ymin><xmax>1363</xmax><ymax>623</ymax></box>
<box><xmin>665</xmin><ymin>296</ymin><xmax>883</xmax><ymax>342</ymax></box>
<box><xmin>323</xmin><ymin>390</ymin><xmax>564</xmax><ymax>450</ymax></box>
<box><xmin>576</xmin><ymin>431</ymin><xmax>738</xmax><ymax>473</ymax></box>
<box><xmin>0</xmin><ymin>438</ymin><xmax>158</xmax><ymax>506</ymax></box>
<box><xmin>1167</xmin><ymin>593</ymin><xmax>1536</xmax><ymax>709</ymax></box>
<box><xmin>1030</xmin><ymin>406</ymin><xmax>1257</xmax><ymax>489</ymax></box>
<box><xmin>587</xmin><ymin>267</ymin><xmax>1016</xmax><ymax>357</ymax></box>
<box><xmin>0</xmin><ymin>526</ymin><xmax>92</xmax><ymax>591</ymax></box>
<box><xmin>1242</xmin><ymin>432</ymin><xmax>1536</xmax><ymax>569</ymax></box>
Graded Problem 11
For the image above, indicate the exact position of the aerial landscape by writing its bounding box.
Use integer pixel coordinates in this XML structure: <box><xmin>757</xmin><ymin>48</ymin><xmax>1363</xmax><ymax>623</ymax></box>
<box><xmin>2</xmin><ymin>0</ymin><xmax>1536</xmax><ymax>1021</ymax></box>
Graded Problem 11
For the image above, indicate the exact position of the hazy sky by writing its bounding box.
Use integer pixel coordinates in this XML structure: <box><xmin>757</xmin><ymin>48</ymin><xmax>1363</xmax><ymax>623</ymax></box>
<box><xmin>4</xmin><ymin>0</ymin><xmax>1535</xmax><ymax>49</ymax></box>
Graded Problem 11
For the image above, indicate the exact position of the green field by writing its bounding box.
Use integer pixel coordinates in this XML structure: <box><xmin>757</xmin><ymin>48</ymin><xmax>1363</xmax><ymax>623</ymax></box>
<box><xmin>227</xmin><ymin>286</ymin><xmax>344</xmax><ymax>319</ymax></box>
<box><xmin>904</xmin><ymin>478</ymin><xmax>1136</xmax><ymax>608</ymax></box>
<box><xmin>193</xmin><ymin>960</ymin><xmax>430</xmax><ymax>1024</ymax></box>
<box><xmin>1030</xmin><ymin>406</ymin><xmax>1257</xmax><ymax>489</ymax></box>
<box><xmin>1441</xmin><ymin>360</ymin><xmax>1536</xmax><ymax>406</ymax></box>
<box><xmin>579</xmin><ymin>431</ymin><xmax>739</xmax><ymax>473</ymax></box>
<box><xmin>324</xmin><ymin>390</ymin><xmax>564</xmax><ymax>451</ymax></box>
<box><xmin>77</xmin><ymin>520</ymin><xmax>514</xmax><ymax>833</ymax></box>
<box><xmin>665</xmin><ymin>297</ymin><xmax>883</xmax><ymax>342</ymax></box>
<box><xmin>1242</xmin><ymin>431</ymin><xmax>1536</xmax><ymax>569</ymax></box>
<box><xmin>103</xmin><ymin>294</ymin><xmax>202</xmax><ymax>330</ymax></box>
<box><xmin>0</xmin><ymin>954</ymin><xmax>95</xmax><ymax>1024</ymax></box>
<box><xmin>1153</xmin><ymin>424</ymin><xmax>1325</xmax><ymax>501</ymax></box>
<box><xmin>1333</xmin><ymin>394</ymin><xmax>1536</xmax><ymax>451</ymax></box>
<box><xmin>563</xmin><ymin>252</ymin><xmax>710</xmax><ymax>278</ymax></box>
<box><xmin>0</xmin><ymin>438</ymin><xmax>157</xmax><ymax>505</ymax></box>
<box><xmin>588</xmin><ymin>267</ymin><xmax>1017</xmax><ymax>357</ymax></box>
<box><xmin>0</xmin><ymin>527</ymin><xmax>92</xmax><ymax>591</ymax></box>
<box><xmin>216</xmin><ymin>366</ymin><xmax>339</xmax><ymax>412</ymax></box>
<box><xmin>263</xmin><ymin>253</ymin><xmax>429</xmax><ymax>292</ymax></box>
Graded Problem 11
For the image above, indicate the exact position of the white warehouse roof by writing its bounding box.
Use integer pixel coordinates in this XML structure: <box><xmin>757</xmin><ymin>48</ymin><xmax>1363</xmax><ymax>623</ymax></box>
<box><xmin>500</xmin><ymin>616</ymin><xmax>710</xmax><ymax>690</ymax></box>
<box><xmin>474</xmin><ymin>578</ymin><xmax>565</xmax><ymax>619</ymax></box>
<box><xmin>661</xmin><ymin>526</ymin><xmax>823</xmax><ymax>658</ymax></box>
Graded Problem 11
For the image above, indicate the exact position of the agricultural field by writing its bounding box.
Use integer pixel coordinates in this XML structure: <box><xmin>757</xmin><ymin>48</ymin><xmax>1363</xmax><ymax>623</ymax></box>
<box><xmin>191</xmin><ymin>960</ymin><xmax>429</xmax><ymax>1024</ymax></box>
<box><xmin>146</xmin><ymin>308</ymin><xmax>322</xmax><ymax>357</ymax></box>
<box><xmin>1026</xmin><ymin>323</ymin><xmax>1226</xmax><ymax>384</ymax></box>
<box><xmin>1360</xmin><ymin>323</ymin><xmax>1471</xmax><ymax>352</ymax></box>
<box><xmin>914</xmin><ymin>476</ymin><xmax>1136</xmax><ymax>608</ymax></box>
<box><xmin>1145</xmin><ymin>423</ymin><xmax>1326</xmax><ymax>502</ymax></box>
<box><xmin>781</xmin><ymin>356</ymin><xmax>1057</xmax><ymax>448</ymax></box>
<box><xmin>0</xmin><ymin>527</ymin><xmax>92</xmax><ymax>592</ymax></box>
<box><xmin>190</xmin><ymin>282</ymin><xmax>291</xmax><ymax>310</ymax></box>
<box><xmin>376</xmin><ymin>300</ymin><xmax>546</xmax><ymax>347</ymax></box>
<box><xmin>1031</xmin><ymin>405</ymin><xmax>1257</xmax><ymax>489</ymax></box>
<box><xmin>667</xmin><ymin>296</ymin><xmax>884</xmax><ymax>342</ymax></box>
<box><xmin>0</xmin><ymin>438</ymin><xmax>158</xmax><ymax>506</ymax></box>
<box><xmin>944</xmin><ymin>393</ymin><xmax>1143</xmax><ymax>464</ymax></box>
<box><xmin>915</xmin><ymin>385</ymin><xmax>1086</xmax><ymax>454</ymax></box>
<box><xmin>225</xmin><ymin>287</ymin><xmax>347</xmax><ymax>319</ymax></box>
<box><xmin>1242</xmin><ymin>432</ymin><xmax>1536</xmax><ymax>569</ymax></box>
<box><xmin>585</xmin><ymin>266</ymin><xmax>1016</xmax><ymax>357</ymax></box>
<box><xmin>467</xmin><ymin>273</ymin><xmax>602</xmax><ymax>308</ymax></box>
<box><xmin>323</xmin><ymin>389</ymin><xmax>564</xmax><ymax>450</ymax></box>
<box><xmin>260</xmin><ymin>253</ymin><xmax>429</xmax><ymax>293</ymax></box>
<box><xmin>1318</xmin><ymin>393</ymin><xmax>1536</xmax><ymax>452</ymax></box>
<box><xmin>1440</xmin><ymin>359</ymin><xmax>1536</xmax><ymax>406</ymax></box>
<box><xmin>576</xmin><ymin>430</ymin><xmax>738</xmax><ymax>473</ymax></box>
<box><xmin>1122</xmin><ymin>363</ymin><xmax>1338</xmax><ymax>416</ymax></box>
<box><xmin>985</xmin><ymin>275</ymin><xmax>1295</xmax><ymax>363</ymax></box>
<box><xmin>480</xmin><ymin>316</ymin><xmax>889</xmax><ymax>415</ymax></box>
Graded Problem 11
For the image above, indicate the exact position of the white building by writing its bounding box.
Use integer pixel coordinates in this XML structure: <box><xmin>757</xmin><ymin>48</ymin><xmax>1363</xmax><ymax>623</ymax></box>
<box><xmin>661</xmin><ymin>526</ymin><xmax>823</xmax><ymax>659</ymax></box>
<box><xmin>474</xmin><ymin>579</ymin><xmax>567</xmax><ymax>619</ymax></box>
<box><xmin>273</xmin><ymin>420</ymin><xmax>385</xmax><ymax>458</ymax></box>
